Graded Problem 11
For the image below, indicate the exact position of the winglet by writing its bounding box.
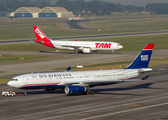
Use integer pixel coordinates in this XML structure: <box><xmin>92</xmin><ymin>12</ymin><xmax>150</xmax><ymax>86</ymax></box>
<box><xmin>65</xmin><ymin>66</ymin><xmax>71</xmax><ymax>72</ymax></box>
<box><xmin>141</xmin><ymin>76</ymin><xmax>149</xmax><ymax>80</ymax></box>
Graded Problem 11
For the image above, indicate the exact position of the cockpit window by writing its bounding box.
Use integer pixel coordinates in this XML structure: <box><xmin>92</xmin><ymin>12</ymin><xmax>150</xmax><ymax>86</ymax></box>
<box><xmin>117</xmin><ymin>43</ymin><xmax>120</xmax><ymax>46</ymax></box>
<box><xmin>11</xmin><ymin>79</ymin><xmax>18</xmax><ymax>81</ymax></box>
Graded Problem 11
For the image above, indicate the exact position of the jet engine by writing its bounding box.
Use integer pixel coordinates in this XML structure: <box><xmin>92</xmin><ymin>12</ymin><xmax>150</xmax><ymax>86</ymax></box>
<box><xmin>82</xmin><ymin>48</ymin><xmax>91</xmax><ymax>53</ymax></box>
<box><xmin>65</xmin><ymin>86</ymin><xmax>86</xmax><ymax>95</ymax></box>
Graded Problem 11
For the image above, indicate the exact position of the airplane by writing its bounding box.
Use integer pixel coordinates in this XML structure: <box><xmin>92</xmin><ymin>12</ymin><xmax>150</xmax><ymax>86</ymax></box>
<box><xmin>68</xmin><ymin>13</ymin><xmax>84</xmax><ymax>20</ymax></box>
<box><xmin>33</xmin><ymin>26</ymin><xmax>123</xmax><ymax>54</ymax></box>
<box><xmin>7</xmin><ymin>43</ymin><xmax>154</xmax><ymax>95</ymax></box>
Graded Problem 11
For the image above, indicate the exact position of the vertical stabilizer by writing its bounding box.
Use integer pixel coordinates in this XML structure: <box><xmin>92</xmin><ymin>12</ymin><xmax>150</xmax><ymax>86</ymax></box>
<box><xmin>78</xmin><ymin>13</ymin><xmax>81</xmax><ymax>18</ymax></box>
<box><xmin>125</xmin><ymin>44</ymin><xmax>155</xmax><ymax>69</ymax></box>
<box><xmin>33</xmin><ymin>26</ymin><xmax>54</xmax><ymax>48</ymax></box>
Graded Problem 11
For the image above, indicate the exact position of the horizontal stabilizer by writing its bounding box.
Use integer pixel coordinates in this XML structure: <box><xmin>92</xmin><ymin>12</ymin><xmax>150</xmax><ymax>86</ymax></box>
<box><xmin>138</xmin><ymin>68</ymin><xmax>152</xmax><ymax>73</ymax></box>
<box><xmin>141</xmin><ymin>76</ymin><xmax>149</xmax><ymax>80</ymax></box>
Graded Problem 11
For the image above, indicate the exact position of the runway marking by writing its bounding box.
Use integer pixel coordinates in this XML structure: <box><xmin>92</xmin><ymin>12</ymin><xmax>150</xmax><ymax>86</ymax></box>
<box><xmin>158</xmin><ymin>68</ymin><xmax>167</xmax><ymax>71</ymax></box>
<box><xmin>40</xmin><ymin>95</ymin><xmax>168</xmax><ymax>120</ymax></box>
<box><xmin>124</xmin><ymin>104</ymin><xmax>140</xmax><ymax>107</ymax></box>
<box><xmin>75</xmin><ymin>114</ymin><xmax>89</xmax><ymax>116</ymax></box>
<box><xmin>80</xmin><ymin>102</ymin><xmax>168</xmax><ymax>120</ymax></box>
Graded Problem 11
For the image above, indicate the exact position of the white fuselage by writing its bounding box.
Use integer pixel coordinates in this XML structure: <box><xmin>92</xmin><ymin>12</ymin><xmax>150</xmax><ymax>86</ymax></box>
<box><xmin>7</xmin><ymin>69</ymin><xmax>140</xmax><ymax>89</ymax></box>
<box><xmin>68</xmin><ymin>17</ymin><xmax>84</xmax><ymax>20</ymax></box>
<box><xmin>51</xmin><ymin>41</ymin><xmax>123</xmax><ymax>52</ymax></box>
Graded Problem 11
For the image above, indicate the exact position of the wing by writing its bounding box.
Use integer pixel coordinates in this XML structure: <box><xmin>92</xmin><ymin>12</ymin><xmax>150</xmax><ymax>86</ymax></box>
<box><xmin>57</xmin><ymin>77</ymin><xmax>148</xmax><ymax>86</ymax></box>
<box><xmin>62</xmin><ymin>45</ymin><xmax>90</xmax><ymax>49</ymax></box>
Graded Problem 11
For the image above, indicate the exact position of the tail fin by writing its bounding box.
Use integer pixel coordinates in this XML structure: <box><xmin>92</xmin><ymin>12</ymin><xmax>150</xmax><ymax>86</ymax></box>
<box><xmin>125</xmin><ymin>44</ymin><xmax>155</xmax><ymax>69</ymax></box>
<box><xmin>33</xmin><ymin>26</ymin><xmax>54</xmax><ymax>48</ymax></box>
<box><xmin>78</xmin><ymin>13</ymin><xmax>81</xmax><ymax>18</ymax></box>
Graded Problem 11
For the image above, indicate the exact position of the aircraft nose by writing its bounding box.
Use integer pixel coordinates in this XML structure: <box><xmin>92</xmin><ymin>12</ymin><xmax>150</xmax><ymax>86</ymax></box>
<box><xmin>120</xmin><ymin>45</ymin><xmax>123</xmax><ymax>48</ymax></box>
<box><xmin>7</xmin><ymin>81</ymin><xmax>11</xmax><ymax>86</ymax></box>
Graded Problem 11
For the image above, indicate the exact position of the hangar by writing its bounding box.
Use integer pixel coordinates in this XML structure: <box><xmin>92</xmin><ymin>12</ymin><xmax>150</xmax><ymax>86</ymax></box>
<box><xmin>38</xmin><ymin>7</ymin><xmax>73</xmax><ymax>18</ymax></box>
<box><xmin>10</xmin><ymin>7</ymin><xmax>40</xmax><ymax>18</ymax></box>
<box><xmin>10</xmin><ymin>7</ymin><xmax>74</xmax><ymax>18</ymax></box>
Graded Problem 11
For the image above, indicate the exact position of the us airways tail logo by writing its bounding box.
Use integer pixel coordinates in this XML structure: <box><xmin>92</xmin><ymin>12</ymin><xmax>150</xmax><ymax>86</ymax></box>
<box><xmin>35</xmin><ymin>28</ymin><xmax>45</xmax><ymax>39</ymax></box>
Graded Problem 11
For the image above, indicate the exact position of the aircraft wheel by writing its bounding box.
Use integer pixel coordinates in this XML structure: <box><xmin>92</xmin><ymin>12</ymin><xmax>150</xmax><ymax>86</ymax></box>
<box><xmin>86</xmin><ymin>91</ymin><xmax>90</xmax><ymax>95</ymax></box>
<box><xmin>24</xmin><ymin>93</ymin><xmax>27</xmax><ymax>96</ymax></box>
<box><xmin>90</xmin><ymin>91</ymin><xmax>95</xmax><ymax>95</ymax></box>
<box><xmin>86</xmin><ymin>90</ymin><xmax>94</xmax><ymax>95</ymax></box>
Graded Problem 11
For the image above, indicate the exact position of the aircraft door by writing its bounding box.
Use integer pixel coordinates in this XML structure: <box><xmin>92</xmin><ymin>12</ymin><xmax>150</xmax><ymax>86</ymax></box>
<box><xmin>94</xmin><ymin>74</ymin><xmax>97</xmax><ymax>80</ymax></box>
<box><xmin>47</xmin><ymin>77</ymin><xmax>52</xmax><ymax>82</ymax></box>
<box><xmin>23</xmin><ymin>77</ymin><xmax>28</xmax><ymax>84</ymax></box>
<box><xmin>124</xmin><ymin>71</ymin><xmax>128</xmax><ymax>79</ymax></box>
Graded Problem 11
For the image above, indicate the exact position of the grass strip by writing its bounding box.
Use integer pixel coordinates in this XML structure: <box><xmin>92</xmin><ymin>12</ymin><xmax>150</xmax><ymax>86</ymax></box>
<box><xmin>0</xmin><ymin>34</ymin><xmax>168</xmax><ymax>52</ymax></box>
<box><xmin>54</xmin><ymin>59</ymin><xmax>168</xmax><ymax>71</ymax></box>
<box><xmin>0</xmin><ymin>55</ymin><xmax>46</xmax><ymax>62</ymax></box>
<box><xmin>0</xmin><ymin>78</ymin><xmax>10</xmax><ymax>84</ymax></box>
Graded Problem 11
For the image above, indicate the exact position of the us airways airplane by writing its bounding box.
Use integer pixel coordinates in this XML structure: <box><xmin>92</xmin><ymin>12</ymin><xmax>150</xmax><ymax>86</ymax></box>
<box><xmin>7</xmin><ymin>44</ymin><xmax>154</xmax><ymax>95</ymax></box>
<box><xmin>68</xmin><ymin>13</ymin><xmax>84</xmax><ymax>20</ymax></box>
<box><xmin>33</xmin><ymin>26</ymin><xmax>123</xmax><ymax>54</ymax></box>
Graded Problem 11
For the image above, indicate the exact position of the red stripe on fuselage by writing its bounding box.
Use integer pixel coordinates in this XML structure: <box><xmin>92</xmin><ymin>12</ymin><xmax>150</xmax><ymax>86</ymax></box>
<box><xmin>18</xmin><ymin>83</ymin><xmax>60</xmax><ymax>89</ymax></box>
<box><xmin>118</xmin><ymin>78</ymin><xmax>134</xmax><ymax>80</ymax></box>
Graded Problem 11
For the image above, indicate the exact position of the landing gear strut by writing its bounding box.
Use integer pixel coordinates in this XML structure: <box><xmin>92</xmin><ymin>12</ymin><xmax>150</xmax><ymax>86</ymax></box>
<box><xmin>85</xmin><ymin>90</ymin><xmax>94</xmax><ymax>95</ymax></box>
<box><xmin>112</xmin><ymin>50</ymin><xmax>113</xmax><ymax>54</ymax></box>
<box><xmin>23</xmin><ymin>89</ymin><xmax>27</xmax><ymax>96</ymax></box>
<box><xmin>73</xmin><ymin>48</ymin><xmax>78</xmax><ymax>54</ymax></box>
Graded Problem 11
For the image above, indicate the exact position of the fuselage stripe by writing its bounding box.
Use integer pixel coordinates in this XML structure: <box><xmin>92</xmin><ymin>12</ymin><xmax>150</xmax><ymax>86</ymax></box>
<box><xmin>18</xmin><ymin>83</ymin><xmax>60</xmax><ymax>89</ymax></box>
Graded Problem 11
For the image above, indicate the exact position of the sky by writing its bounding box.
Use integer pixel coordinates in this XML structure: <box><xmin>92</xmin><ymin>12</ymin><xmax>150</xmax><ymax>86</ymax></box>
<box><xmin>84</xmin><ymin>0</ymin><xmax>168</xmax><ymax>6</ymax></box>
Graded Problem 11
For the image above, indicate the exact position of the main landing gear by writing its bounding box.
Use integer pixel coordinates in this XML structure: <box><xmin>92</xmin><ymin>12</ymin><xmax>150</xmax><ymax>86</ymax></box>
<box><xmin>73</xmin><ymin>48</ymin><xmax>79</xmax><ymax>54</ymax></box>
<box><xmin>85</xmin><ymin>90</ymin><xmax>94</xmax><ymax>95</ymax></box>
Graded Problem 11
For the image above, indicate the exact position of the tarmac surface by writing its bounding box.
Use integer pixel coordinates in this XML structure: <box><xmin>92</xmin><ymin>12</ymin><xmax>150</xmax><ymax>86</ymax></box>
<box><xmin>0</xmin><ymin>65</ymin><xmax>168</xmax><ymax>120</ymax></box>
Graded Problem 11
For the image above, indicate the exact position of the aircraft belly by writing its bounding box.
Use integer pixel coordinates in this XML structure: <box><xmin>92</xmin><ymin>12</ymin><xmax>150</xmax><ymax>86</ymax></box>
<box><xmin>54</xmin><ymin>46</ymin><xmax>74</xmax><ymax>50</ymax></box>
<box><xmin>19</xmin><ymin>84</ymin><xmax>65</xmax><ymax>90</ymax></box>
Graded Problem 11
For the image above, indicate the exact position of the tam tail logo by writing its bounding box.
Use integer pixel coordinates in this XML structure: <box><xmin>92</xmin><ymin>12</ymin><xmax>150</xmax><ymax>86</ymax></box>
<box><xmin>35</xmin><ymin>28</ymin><xmax>45</xmax><ymax>39</ymax></box>
<box><xmin>95</xmin><ymin>43</ymin><xmax>111</xmax><ymax>48</ymax></box>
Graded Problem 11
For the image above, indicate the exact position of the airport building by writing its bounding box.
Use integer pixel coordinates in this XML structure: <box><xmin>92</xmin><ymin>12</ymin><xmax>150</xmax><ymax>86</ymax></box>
<box><xmin>10</xmin><ymin>7</ymin><xmax>41</xmax><ymax>18</ymax></box>
<box><xmin>10</xmin><ymin>7</ymin><xmax>74</xmax><ymax>18</ymax></box>
<box><xmin>38</xmin><ymin>7</ymin><xmax>73</xmax><ymax>18</ymax></box>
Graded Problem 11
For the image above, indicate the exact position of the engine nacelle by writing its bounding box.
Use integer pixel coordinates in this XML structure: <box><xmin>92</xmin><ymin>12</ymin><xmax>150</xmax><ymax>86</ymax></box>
<box><xmin>65</xmin><ymin>86</ymin><xmax>86</xmax><ymax>95</ymax></box>
<box><xmin>82</xmin><ymin>48</ymin><xmax>91</xmax><ymax>53</ymax></box>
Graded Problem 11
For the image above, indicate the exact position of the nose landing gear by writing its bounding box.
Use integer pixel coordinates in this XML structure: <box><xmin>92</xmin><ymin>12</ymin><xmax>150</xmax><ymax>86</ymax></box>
<box><xmin>23</xmin><ymin>89</ymin><xmax>27</xmax><ymax>96</ymax></box>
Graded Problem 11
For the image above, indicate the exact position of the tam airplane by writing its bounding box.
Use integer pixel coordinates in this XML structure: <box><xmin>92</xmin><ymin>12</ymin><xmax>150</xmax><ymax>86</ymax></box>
<box><xmin>33</xmin><ymin>26</ymin><xmax>123</xmax><ymax>54</ymax></box>
<box><xmin>68</xmin><ymin>13</ymin><xmax>84</xmax><ymax>20</ymax></box>
<box><xmin>7</xmin><ymin>44</ymin><xmax>154</xmax><ymax>95</ymax></box>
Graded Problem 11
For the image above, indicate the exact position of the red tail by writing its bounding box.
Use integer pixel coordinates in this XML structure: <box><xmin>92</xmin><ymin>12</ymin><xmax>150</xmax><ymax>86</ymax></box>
<box><xmin>78</xmin><ymin>13</ymin><xmax>81</xmax><ymax>18</ymax></box>
<box><xmin>33</xmin><ymin>26</ymin><xmax>54</xmax><ymax>48</ymax></box>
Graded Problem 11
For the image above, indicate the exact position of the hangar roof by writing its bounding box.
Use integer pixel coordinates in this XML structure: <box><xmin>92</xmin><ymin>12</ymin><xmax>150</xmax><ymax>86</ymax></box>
<box><xmin>39</xmin><ymin>7</ymin><xmax>68</xmax><ymax>13</ymax></box>
<box><xmin>15</xmin><ymin>7</ymin><xmax>41</xmax><ymax>13</ymax></box>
